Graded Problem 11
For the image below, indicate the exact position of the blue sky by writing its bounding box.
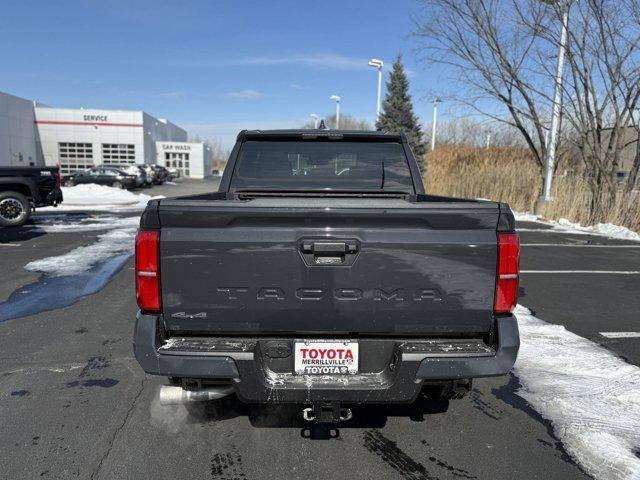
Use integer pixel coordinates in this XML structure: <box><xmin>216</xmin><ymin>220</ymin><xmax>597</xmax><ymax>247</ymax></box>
<box><xmin>0</xmin><ymin>0</ymin><xmax>443</xmax><ymax>147</ymax></box>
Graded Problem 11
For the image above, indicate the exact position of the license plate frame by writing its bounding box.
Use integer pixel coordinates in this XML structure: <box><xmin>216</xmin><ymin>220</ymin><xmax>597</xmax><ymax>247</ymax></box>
<box><xmin>294</xmin><ymin>340</ymin><xmax>359</xmax><ymax>375</ymax></box>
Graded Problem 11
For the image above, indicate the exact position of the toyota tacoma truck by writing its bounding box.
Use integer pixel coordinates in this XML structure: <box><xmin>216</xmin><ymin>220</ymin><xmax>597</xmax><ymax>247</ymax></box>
<box><xmin>0</xmin><ymin>166</ymin><xmax>63</xmax><ymax>227</ymax></box>
<box><xmin>133</xmin><ymin>130</ymin><xmax>520</xmax><ymax>422</ymax></box>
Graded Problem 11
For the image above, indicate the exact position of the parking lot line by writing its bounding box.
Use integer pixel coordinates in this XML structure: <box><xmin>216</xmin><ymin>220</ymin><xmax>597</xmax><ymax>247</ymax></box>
<box><xmin>516</xmin><ymin>228</ymin><xmax>566</xmax><ymax>232</ymax></box>
<box><xmin>521</xmin><ymin>270</ymin><xmax>640</xmax><ymax>274</ymax></box>
<box><xmin>600</xmin><ymin>332</ymin><xmax>640</xmax><ymax>338</ymax></box>
<box><xmin>0</xmin><ymin>243</ymin><xmax>20</xmax><ymax>247</ymax></box>
<box><xmin>521</xmin><ymin>244</ymin><xmax>640</xmax><ymax>248</ymax></box>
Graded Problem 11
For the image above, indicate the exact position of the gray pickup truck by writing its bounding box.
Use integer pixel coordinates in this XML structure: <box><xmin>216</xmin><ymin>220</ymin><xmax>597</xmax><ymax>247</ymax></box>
<box><xmin>134</xmin><ymin>130</ymin><xmax>520</xmax><ymax>422</ymax></box>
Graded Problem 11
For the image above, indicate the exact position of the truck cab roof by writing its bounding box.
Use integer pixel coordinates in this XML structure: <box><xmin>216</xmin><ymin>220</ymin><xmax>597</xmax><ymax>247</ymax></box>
<box><xmin>236</xmin><ymin>129</ymin><xmax>406</xmax><ymax>142</ymax></box>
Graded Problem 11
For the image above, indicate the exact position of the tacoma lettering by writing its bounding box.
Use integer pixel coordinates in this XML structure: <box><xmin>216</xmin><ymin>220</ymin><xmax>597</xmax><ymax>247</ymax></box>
<box><xmin>217</xmin><ymin>287</ymin><xmax>443</xmax><ymax>302</ymax></box>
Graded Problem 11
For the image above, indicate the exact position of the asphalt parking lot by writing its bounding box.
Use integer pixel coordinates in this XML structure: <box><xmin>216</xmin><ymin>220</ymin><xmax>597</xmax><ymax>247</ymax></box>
<box><xmin>1</xmin><ymin>182</ymin><xmax>638</xmax><ymax>480</ymax></box>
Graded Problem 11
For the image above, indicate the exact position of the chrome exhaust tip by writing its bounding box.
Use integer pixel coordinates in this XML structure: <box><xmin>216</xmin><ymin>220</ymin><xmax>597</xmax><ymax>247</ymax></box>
<box><xmin>159</xmin><ymin>385</ymin><xmax>234</xmax><ymax>406</ymax></box>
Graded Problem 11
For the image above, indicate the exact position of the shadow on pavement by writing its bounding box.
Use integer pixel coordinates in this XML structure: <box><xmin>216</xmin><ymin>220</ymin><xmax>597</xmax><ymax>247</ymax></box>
<box><xmin>0</xmin><ymin>225</ymin><xmax>47</xmax><ymax>242</ymax></box>
<box><xmin>492</xmin><ymin>374</ymin><xmax>581</xmax><ymax>468</ymax></box>
<box><xmin>184</xmin><ymin>394</ymin><xmax>449</xmax><ymax>439</ymax></box>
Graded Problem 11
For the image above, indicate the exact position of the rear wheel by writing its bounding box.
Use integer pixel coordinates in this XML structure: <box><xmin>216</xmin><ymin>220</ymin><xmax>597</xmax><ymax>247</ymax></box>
<box><xmin>64</xmin><ymin>179</ymin><xmax>76</xmax><ymax>187</ymax></box>
<box><xmin>0</xmin><ymin>191</ymin><xmax>31</xmax><ymax>227</ymax></box>
<box><xmin>113</xmin><ymin>181</ymin><xmax>124</xmax><ymax>189</ymax></box>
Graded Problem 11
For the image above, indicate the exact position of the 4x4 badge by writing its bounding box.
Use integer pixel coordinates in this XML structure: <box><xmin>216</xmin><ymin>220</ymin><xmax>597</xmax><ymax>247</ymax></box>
<box><xmin>171</xmin><ymin>311</ymin><xmax>207</xmax><ymax>319</ymax></box>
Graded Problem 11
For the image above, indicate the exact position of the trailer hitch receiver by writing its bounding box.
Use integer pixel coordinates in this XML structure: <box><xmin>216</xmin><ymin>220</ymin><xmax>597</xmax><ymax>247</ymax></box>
<box><xmin>302</xmin><ymin>401</ymin><xmax>353</xmax><ymax>423</ymax></box>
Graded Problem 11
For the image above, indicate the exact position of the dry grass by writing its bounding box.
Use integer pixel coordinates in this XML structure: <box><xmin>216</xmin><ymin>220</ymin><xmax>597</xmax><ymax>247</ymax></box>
<box><xmin>424</xmin><ymin>145</ymin><xmax>640</xmax><ymax>233</ymax></box>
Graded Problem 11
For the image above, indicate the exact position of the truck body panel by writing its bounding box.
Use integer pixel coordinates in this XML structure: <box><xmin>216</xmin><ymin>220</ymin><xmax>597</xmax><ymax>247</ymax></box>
<box><xmin>158</xmin><ymin>198</ymin><xmax>500</xmax><ymax>336</ymax></box>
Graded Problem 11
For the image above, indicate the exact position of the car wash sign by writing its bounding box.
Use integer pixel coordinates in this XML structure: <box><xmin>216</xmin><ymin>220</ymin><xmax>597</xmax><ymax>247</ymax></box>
<box><xmin>294</xmin><ymin>340</ymin><xmax>359</xmax><ymax>375</ymax></box>
<box><xmin>162</xmin><ymin>143</ymin><xmax>192</xmax><ymax>152</ymax></box>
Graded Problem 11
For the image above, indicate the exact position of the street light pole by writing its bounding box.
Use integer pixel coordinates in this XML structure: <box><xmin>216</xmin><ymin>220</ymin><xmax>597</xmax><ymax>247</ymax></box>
<box><xmin>310</xmin><ymin>113</ymin><xmax>319</xmax><ymax>129</ymax></box>
<box><xmin>368</xmin><ymin>59</ymin><xmax>384</xmax><ymax>122</ymax></box>
<box><xmin>542</xmin><ymin>0</ymin><xmax>570</xmax><ymax>203</ymax></box>
<box><xmin>431</xmin><ymin>98</ymin><xmax>441</xmax><ymax>151</ymax></box>
<box><xmin>330</xmin><ymin>95</ymin><xmax>341</xmax><ymax>129</ymax></box>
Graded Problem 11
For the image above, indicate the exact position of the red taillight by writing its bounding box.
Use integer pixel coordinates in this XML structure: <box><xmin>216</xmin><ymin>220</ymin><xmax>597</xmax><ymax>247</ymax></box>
<box><xmin>494</xmin><ymin>233</ymin><xmax>520</xmax><ymax>315</ymax></box>
<box><xmin>135</xmin><ymin>230</ymin><xmax>161</xmax><ymax>312</ymax></box>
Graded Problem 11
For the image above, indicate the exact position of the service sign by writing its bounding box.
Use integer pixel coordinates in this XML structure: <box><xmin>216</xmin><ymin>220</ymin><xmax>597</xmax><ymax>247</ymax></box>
<box><xmin>294</xmin><ymin>340</ymin><xmax>358</xmax><ymax>375</ymax></box>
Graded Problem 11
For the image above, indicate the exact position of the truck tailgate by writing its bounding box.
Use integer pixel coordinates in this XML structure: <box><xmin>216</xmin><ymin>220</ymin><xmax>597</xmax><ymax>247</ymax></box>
<box><xmin>157</xmin><ymin>198</ymin><xmax>500</xmax><ymax>335</ymax></box>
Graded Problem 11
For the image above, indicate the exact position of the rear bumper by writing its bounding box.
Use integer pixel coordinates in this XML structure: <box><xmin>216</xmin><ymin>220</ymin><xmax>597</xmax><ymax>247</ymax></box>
<box><xmin>133</xmin><ymin>313</ymin><xmax>519</xmax><ymax>404</ymax></box>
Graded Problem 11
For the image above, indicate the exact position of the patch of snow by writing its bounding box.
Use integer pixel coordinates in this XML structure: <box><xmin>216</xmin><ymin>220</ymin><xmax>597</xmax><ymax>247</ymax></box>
<box><xmin>514</xmin><ymin>211</ymin><xmax>640</xmax><ymax>242</ymax></box>
<box><xmin>25</xmin><ymin>227</ymin><xmax>136</xmax><ymax>276</ymax></box>
<box><xmin>35</xmin><ymin>215</ymin><xmax>139</xmax><ymax>233</ymax></box>
<box><xmin>554</xmin><ymin>218</ymin><xmax>640</xmax><ymax>242</ymax></box>
<box><xmin>513</xmin><ymin>211</ymin><xmax>541</xmax><ymax>222</ymax></box>
<box><xmin>40</xmin><ymin>184</ymin><xmax>163</xmax><ymax>211</ymax></box>
<box><xmin>514</xmin><ymin>305</ymin><xmax>640</xmax><ymax>480</ymax></box>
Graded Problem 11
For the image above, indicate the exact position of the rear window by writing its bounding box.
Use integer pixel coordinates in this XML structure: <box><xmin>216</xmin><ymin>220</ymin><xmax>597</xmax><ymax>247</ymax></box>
<box><xmin>230</xmin><ymin>141</ymin><xmax>414</xmax><ymax>192</ymax></box>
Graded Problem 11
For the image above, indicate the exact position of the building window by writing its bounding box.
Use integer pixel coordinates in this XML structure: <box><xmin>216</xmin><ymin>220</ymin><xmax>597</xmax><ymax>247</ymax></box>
<box><xmin>58</xmin><ymin>142</ymin><xmax>94</xmax><ymax>174</ymax></box>
<box><xmin>102</xmin><ymin>144</ymin><xmax>136</xmax><ymax>165</ymax></box>
<box><xmin>165</xmin><ymin>152</ymin><xmax>190</xmax><ymax>177</ymax></box>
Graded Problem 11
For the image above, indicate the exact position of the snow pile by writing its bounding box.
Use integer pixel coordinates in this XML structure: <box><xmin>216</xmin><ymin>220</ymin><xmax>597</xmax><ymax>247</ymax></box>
<box><xmin>41</xmin><ymin>184</ymin><xmax>163</xmax><ymax>211</ymax></box>
<box><xmin>36</xmin><ymin>215</ymin><xmax>139</xmax><ymax>233</ymax></box>
<box><xmin>513</xmin><ymin>211</ymin><xmax>541</xmax><ymax>223</ymax></box>
<box><xmin>60</xmin><ymin>184</ymin><xmax>144</xmax><ymax>205</ymax></box>
<box><xmin>25</xmin><ymin>227</ymin><xmax>136</xmax><ymax>276</ymax></box>
<box><xmin>514</xmin><ymin>305</ymin><xmax>640</xmax><ymax>480</ymax></box>
<box><xmin>553</xmin><ymin>218</ymin><xmax>640</xmax><ymax>241</ymax></box>
<box><xmin>514</xmin><ymin>211</ymin><xmax>640</xmax><ymax>242</ymax></box>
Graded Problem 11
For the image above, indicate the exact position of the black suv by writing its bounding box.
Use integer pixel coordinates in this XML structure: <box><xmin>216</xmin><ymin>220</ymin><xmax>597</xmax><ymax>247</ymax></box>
<box><xmin>64</xmin><ymin>167</ymin><xmax>138</xmax><ymax>189</ymax></box>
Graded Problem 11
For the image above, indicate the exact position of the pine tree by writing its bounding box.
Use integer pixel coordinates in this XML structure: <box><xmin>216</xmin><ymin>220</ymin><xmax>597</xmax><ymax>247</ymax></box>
<box><xmin>376</xmin><ymin>55</ymin><xmax>426</xmax><ymax>169</ymax></box>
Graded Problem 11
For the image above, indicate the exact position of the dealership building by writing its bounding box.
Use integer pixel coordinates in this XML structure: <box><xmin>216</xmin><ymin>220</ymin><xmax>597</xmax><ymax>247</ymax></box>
<box><xmin>1</xmin><ymin>91</ymin><xmax>212</xmax><ymax>178</ymax></box>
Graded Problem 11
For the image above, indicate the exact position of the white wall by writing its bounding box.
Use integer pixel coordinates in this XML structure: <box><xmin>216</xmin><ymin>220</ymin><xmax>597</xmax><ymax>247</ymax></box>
<box><xmin>156</xmin><ymin>141</ymin><xmax>212</xmax><ymax>178</ymax></box>
<box><xmin>0</xmin><ymin>92</ymin><xmax>39</xmax><ymax>167</ymax></box>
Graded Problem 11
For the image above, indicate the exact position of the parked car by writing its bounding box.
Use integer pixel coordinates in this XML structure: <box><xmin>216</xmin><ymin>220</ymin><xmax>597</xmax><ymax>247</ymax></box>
<box><xmin>137</xmin><ymin>164</ymin><xmax>168</xmax><ymax>185</ymax></box>
<box><xmin>133</xmin><ymin>129</ymin><xmax>521</xmax><ymax>423</ymax></box>
<box><xmin>64</xmin><ymin>166</ymin><xmax>137</xmax><ymax>189</ymax></box>
<box><xmin>138</xmin><ymin>164</ymin><xmax>156</xmax><ymax>186</ymax></box>
<box><xmin>166</xmin><ymin>167</ymin><xmax>180</xmax><ymax>180</ymax></box>
<box><xmin>212</xmin><ymin>169</ymin><xmax>221</xmax><ymax>177</ymax></box>
<box><xmin>120</xmin><ymin>165</ymin><xmax>149</xmax><ymax>188</ymax></box>
<box><xmin>150</xmin><ymin>165</ymin><xmax>170</xmax><ymax>184</ymax></box>
<box><xmin>0</xmin><ymin>166</ymin><xmax>63</xmax><ymax>226</ymax></box>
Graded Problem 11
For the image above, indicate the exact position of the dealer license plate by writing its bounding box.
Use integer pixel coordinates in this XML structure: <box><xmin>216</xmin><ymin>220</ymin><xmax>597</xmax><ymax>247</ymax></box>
<box><xmin>294</xmin><ymin>340</ymin><xmax>359</xmax><ymax>375</ymax></box>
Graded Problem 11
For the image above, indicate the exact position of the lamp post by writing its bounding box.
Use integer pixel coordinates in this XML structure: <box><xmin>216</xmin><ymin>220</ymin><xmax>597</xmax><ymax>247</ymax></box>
<box><xmin>310</xmin><ymin>113</ymin><xmax>319</xmax><ymax>129</ymax></box>
<box><xmin>540</xmin><ymin>0</ymin><xmax>571</xmax><ymax>204</ymax></box>
<box><xmin>330</xmin><ymin>95</ymin><xmax>341</xmax><ymax>129</ymax></box>
<box><xmin>368</xmin><ymin>58</ymin><xmax>384</xmax><ymax>122</ymax></box>
<box><xmin>431</xmin><ymin>98</ymin><xmax>441</xmax><ymax>151</ymax></box>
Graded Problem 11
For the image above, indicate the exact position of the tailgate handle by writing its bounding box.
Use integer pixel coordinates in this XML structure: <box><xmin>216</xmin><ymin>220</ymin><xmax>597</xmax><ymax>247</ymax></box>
<box><xmin>301</xmin><ymin>241</ymin><xmax>358</xmax><ymax>255</ymax></box>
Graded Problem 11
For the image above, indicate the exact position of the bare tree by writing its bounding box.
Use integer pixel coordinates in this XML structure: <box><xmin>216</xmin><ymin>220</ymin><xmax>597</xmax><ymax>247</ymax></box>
<box><xmin>557</xmin><ymin>0</ymin><xmax>640</xmax><ymax>217</ymax></box>
<box><xmin>415</xmin><ymin>0</ymin><xmax>553</xmax><ymax>182</ymax></box>
<box><xmin>424</xmin><ymin>118</ymin><xmax>526</xmax><ymax>147</ymax></box>
<box><xmin>626</xmin><ymin>116</ymin><xmax>640</xmax><ymax>192</ymax></box>
<box><xmin>301</xmin><ymin>114</ymin><xmax>372</xmax><ymax>130</ymax></box>
<box><xmin>415</xmin><ymin>0</ymin><xmax>640</xmax><ymax>220</ymax></box>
